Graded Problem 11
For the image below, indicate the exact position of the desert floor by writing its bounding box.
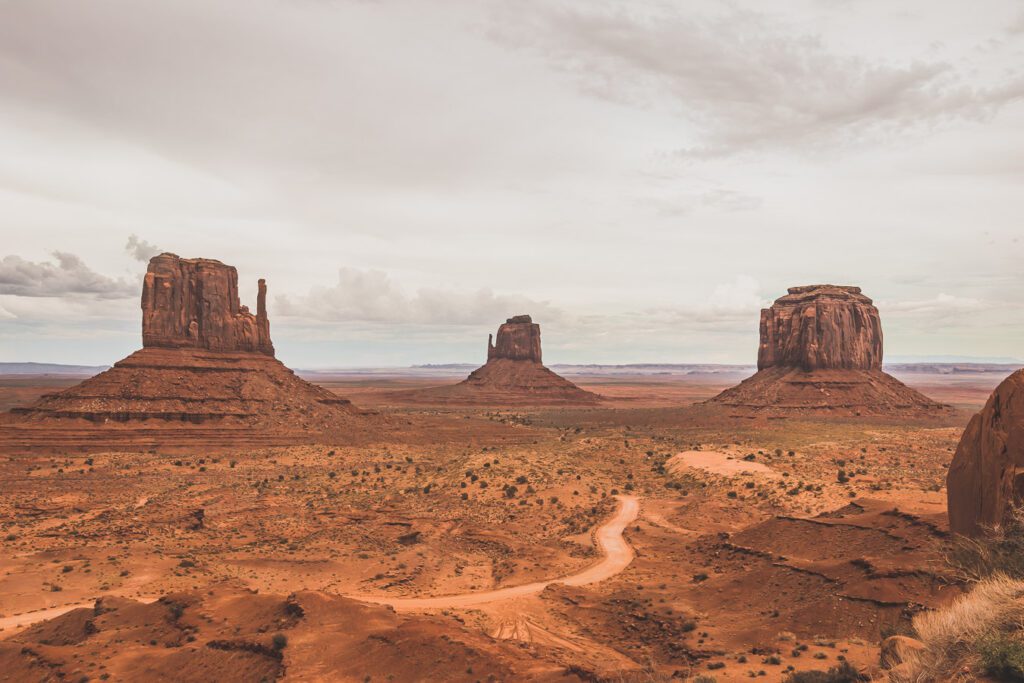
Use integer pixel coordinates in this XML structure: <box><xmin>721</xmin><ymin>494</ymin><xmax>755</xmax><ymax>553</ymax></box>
<box><xmin>0</xmin><ymin>366</ymin><xmax>1010</xmax><ymax>681</ymax></box>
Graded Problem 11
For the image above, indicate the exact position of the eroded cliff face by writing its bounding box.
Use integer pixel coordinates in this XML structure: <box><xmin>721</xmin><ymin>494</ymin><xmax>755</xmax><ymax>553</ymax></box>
<box><xmin>757</xmin><ymin>285</ymin><xmax>882</xmax><ymax>372</ymax></box>
<box><xmin>948</xmin><ymin>369</ymin><xmax>1024</xmax><ymax>536</ymax></box>
<box><xmin>141</xmin><ymin>253</ymin><xmax>274</xmax><ymax>356</ymax></box>
<box><xmin>487</xmin><ymin>315</ymin><xmax>542</xmax><ymax>363</ymax></box>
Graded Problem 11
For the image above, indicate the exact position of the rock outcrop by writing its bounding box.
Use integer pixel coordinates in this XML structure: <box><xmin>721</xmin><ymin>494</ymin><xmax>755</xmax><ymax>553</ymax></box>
<box><xmin>947</xmin><ymin>369</ymin><xmax>1024</xmax><ymax>536</ymax></box>
<box><xmin>708</xmin><ymin>285</ymin><xmax>945</xmax><ymax>415</ymax></box>
<box><xmin>5</xmin><ymin>253</ymin><xmax>366</xmax><ymax>447</ymax></box>
<box><xmin>758</xmin><ymin>285</ymin><xmax>882</xmax><ymax>372</ymax></box>
<box><xmin>142</xmin><ymin>253</ymin><xmax>274</xmax><ymax>355</ymax></box>
<box><xmin>396</xmin><ymin>315</ymin><xmax>600</xmax><ymax>405</ymax></box>
<box><xmin>487</xmin><ymin>315</ymin><xmax>543</xmax><ymax>363</ymax></box>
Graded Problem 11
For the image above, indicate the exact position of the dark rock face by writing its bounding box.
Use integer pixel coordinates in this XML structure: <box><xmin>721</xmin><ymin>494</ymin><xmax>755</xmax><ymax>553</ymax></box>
<box><xmin>948</xmin><ymin>369</ymin><xmax>1024</xmax><ymax>536</ymax></box>
<box><xmin>487</xmin><ymin>315</ymin><xmax>542</xmax><ymax>363</ymax></box>
<box><xmin>758</xmin><ymin>285</ymin><xmax>882</xmax><ymax>372</ymax></box>
<box><xmin>142</xmin><ymin>253</ymin><xmax>274</xmax><ymax>356</ymax></box>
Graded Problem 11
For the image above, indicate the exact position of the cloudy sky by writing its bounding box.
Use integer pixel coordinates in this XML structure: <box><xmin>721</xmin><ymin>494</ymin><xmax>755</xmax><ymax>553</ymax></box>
<box><xmin>1</xmin><ymin>0</ymin><xmax>1022</xmax><ymax>367</ymax></box>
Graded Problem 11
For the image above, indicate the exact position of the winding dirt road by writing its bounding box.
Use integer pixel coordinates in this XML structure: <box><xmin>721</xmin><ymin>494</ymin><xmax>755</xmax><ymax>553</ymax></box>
<box><xmin>1</xmin><ymin>496</ymin><xmax>640</xmax><ymax>631</ymax></box>
<box><xmin>350</xmin><ymin>494</ymin><xmax>640</xmax><ymax>611</ymax></box>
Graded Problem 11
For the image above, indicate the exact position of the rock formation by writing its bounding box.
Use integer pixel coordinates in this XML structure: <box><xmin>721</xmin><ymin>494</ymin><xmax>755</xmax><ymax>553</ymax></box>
<box><xmin>757</xmin><ymin>285</ymin><xmax>882</xmax><ymax>372</ymax></box>
<box><xmin>947</xmin><ymin>369</ymin><xmax>1024</xmax><ymax>536</ymax></box>
<box><xmin>142</xmin><ymin>253</ymin><xmax>274</xmax><ymax>355</ymax></box>
<box><xmin>487</xmin><ymin>315</ymin><xmax>542</xmax><ymax>363</ymax></box>
<box><xmin>708</xmin><ymin>285</ymin><xmax>945</xmax><ymax>415</ymax></box>
<box><xmin>5</xmin><ymin>253</ymin><xmax>365</xmax><ymax>446</ymax></box>
<box><xmin>398</xmin><ymin>315</ymin><xmax>600</xmax><ymax>405</ymax></box>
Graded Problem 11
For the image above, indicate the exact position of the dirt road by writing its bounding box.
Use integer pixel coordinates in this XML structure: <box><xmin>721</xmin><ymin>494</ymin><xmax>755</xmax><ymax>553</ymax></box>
<box><xmin>1</xmin><ymin>496</ymin><xmax>641</xmax><ymax>631</ymax></box>
<box><xmin>350</xmin><ymin>494</ymin><xmax>640</xmax><ymax>611</ymax></box>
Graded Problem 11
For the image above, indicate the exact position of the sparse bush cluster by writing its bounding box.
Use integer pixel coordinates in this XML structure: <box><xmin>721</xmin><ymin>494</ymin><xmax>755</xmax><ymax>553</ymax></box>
<box><xmin>944</xmin><ymin>505</ymin><xmax>1024</xmax><ymax>582</ymax></box>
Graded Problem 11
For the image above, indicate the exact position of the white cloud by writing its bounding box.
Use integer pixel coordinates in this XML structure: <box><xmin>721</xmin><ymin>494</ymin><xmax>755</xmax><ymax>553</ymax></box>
<box><xmin>491</xmin><ymin>1</ymin><xmax>1024</xmax><ymax>156</ymax></box>
<box><xmin>125</xmin><ymin>234</ymin><xmax>162</xmax><ymax>262</ymax></box>
<box><xmin>0</xmin><ymin>252</ymin><xmax>136</xmax><ymax>299</ymax></box>
<box><xmin>881</xmin><ymin>293</ymin><xmax>992</xmax><ymax>321</ymax></box>
<box><xmin>276</xmin><ymin>267</ymin><xmax>563</xmax><ymax>326</ymax></box>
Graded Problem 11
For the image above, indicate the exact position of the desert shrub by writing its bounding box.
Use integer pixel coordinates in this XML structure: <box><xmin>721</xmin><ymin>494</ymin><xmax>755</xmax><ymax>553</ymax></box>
<box><xmin>894</xmin><ymin>575</ymin><xmax>1024</xmax><ymax>682</ymax></box>
<box><xmin>944</xmin><ymin>506</ymin><xmax>1024</xmax><ymax>582</ymax></box>
<box><xmin>272</xmin><ymin>633</ymin><xmax>288</xmax><ymax>650</ymax></box>
<box><xmin>783</xmin><ymin>661</ymin><xmax>864</xmax><ymax>683</ymax></box>
<box><xmin>976</xmin><ymin>632</ymin><xmax>1024</xmax><ymax>681</ymax></box>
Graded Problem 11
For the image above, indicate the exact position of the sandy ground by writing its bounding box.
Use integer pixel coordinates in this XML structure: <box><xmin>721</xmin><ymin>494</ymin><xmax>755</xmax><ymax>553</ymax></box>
<box><xmin>668</xmin><ymin>450</ymin><xmax>780</xmax><ymax>477</ymax></box>
<box><xmin>0</xmin><ymin>366</ymin><xmax>1009</xmax><ymax>681</ymax></box>
<box><xmin>351</xmin><ymin>494</ymin><xmax>637</xmax><ymax>610</ymax></box>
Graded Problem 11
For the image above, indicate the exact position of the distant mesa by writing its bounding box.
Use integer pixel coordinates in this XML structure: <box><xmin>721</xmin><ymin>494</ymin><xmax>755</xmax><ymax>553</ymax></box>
<box><xmin>3</xmin><ymin>253</ymin><xmax>366</xmax><ymax>448</ymax></box>
<box><xmin>707</xmin><ymin>284</ymin><xmax>947</xmax><ymax>415</ymax></box>
<box><xmin>397</xmin><ymin>315</ymin><xmax>601</xmax><ymax>405</ymax></box>
<box><xmin>487</xmin><ymin>315</ymin><xmax>542</xmax><ymax>363</ymax></box>
<box><xmin>947</xmin><ymin>368</ymin><xmax>1024</xmax><ymax>536</ymax></box>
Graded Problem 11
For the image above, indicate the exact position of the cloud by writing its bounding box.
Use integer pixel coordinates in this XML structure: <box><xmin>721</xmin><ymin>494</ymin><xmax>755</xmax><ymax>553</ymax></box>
<box><xmin>0</xmin><ymin>252</ymin><xmax>136</xmax><ymax>299</ymax></box>
<box><xmin>491</xmin><ymin>2</ymin><xmax>1024</xmax><ymax>156</ymax></box>
<box><xmin>125</xmin><ymin>234</ymin><xmax>162</xmax><ymax>262</ymax></box>
<box><xmin>276</xmin><ymin>267</ymin><xmax>563</xmax><ymax>326</ymax></box>
<box><xmin>882</xmin><ymin>292</ymin><xmax>989</xmax><ymax>319</ymax></box>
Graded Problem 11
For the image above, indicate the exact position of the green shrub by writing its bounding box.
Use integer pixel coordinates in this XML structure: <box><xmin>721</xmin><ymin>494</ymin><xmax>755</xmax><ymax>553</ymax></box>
<box><xmin>783</xmin><ymin>661</ymin><xmax>865</xmax><ymax>682</ymax></box>
<box><xmin>977</xmin><ymin>633</ymin><xmax>1024</xmax><ymax>681</ymax></box>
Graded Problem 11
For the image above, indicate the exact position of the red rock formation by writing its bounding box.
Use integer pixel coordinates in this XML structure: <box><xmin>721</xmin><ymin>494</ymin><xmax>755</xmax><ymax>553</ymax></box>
<box><xmin>396</xmin><ymin>315</ymin><xmax>600</xmax><ymax>405</ymax></box>
<box><xmin>947</xmin><ymin>369</ymin><xmax>1024</xmax><ymax>536</ymax></box>
<box><xmin>708</xmin><ymin>285</ymin><xmax>945</xmax><ymax>415</ymax></box>
<box><xmin>487</xmin><ymin>315</ymin><xmax>542</xmax><ymax>363</ymax></box>
<box><xmin>142</xmin><ymin>253</ymin><xmax>274</xmax><ymax>356</ymax></box>
<box><xmin>5</xmin><ymin>254</ymin><xmax>367</xmax><ymax>446</ymax></box>
<box><xmin>758</xmin><ymin>285</ymin><xmax>882</xmax><ymax>372</ymax></box>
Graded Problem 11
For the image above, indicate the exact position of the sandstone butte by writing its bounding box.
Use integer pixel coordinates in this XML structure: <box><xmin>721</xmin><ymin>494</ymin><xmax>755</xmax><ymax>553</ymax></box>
<box><xmin>708</xmin><ymin>285</ymin><xmax>946</xmax><ymax>415</ymax></box>
<box><xmin>947</xmin><ymin>368</ymin><xmax>1024</xmax><ymax>536</ymax></box>
<box><xmin>3</xmin><ymin>253</ymin><xmax>365</xmax><ymax>448</ymax></box>
<box><xmin>401</xmin><ymin>315</ymin><xmax>601</xmax><ymax>405</ymax></box>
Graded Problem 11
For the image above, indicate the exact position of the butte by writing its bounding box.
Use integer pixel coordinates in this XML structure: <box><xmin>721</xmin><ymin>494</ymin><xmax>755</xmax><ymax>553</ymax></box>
<box><xmin>947</xmin><ymin>367</ymin><xmax>1024</xmax><ymax>536</ymax></box>
<box><xmin>399</xmin><ymin>315</ymin><xmax>601</xmax><ymax>405</ymax></box>
<box><xmin>706</xmin><ymin>285</ymin><xmax>946</xmax><ymax>415</ymax></box>
<box><xmin>1</xmin><ymin>253</ymin><xmax>366</xmax><ymax>451</ymax></box>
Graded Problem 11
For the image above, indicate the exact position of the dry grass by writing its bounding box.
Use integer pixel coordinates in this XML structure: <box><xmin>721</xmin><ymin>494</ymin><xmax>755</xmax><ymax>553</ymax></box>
<box><xmin>892</xmin><ymin>575</ymin><xmax>1024</xmax><ymax>682</ymax></box>
<box><xmin>943</xmin><ymin>506</ymin><xmax>1024</xmax><ymax>582</ymax></box>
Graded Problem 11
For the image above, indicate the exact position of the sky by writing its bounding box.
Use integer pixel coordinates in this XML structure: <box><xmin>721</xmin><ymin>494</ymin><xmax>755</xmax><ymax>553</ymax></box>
<box><xmin>0</xmin><ymin>0</ymin><xmax>1022</xmax><ymax>368</ymax></box>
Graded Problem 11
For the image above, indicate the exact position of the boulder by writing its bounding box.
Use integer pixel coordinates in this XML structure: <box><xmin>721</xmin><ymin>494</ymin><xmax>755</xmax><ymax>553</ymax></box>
<box><xmin>947</xmin><ymin>369</ymin><xmax>1024</xmax><ymax>536</ymax></box>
